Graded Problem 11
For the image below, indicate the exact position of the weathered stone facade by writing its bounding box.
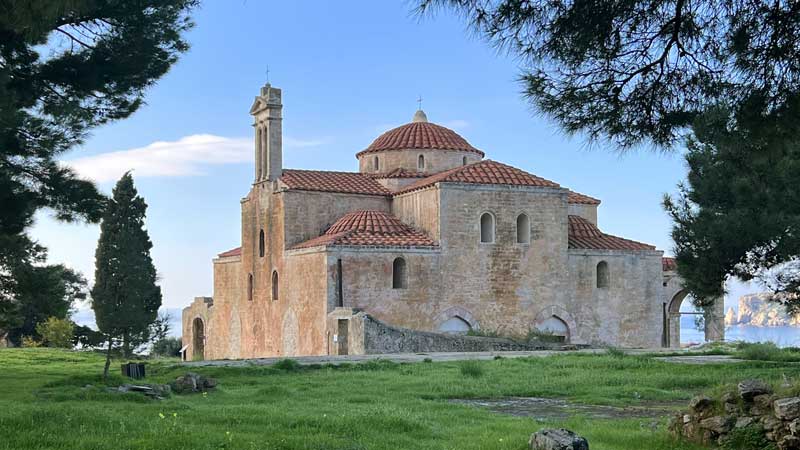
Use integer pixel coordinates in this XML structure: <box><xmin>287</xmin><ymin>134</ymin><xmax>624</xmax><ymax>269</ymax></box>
<box><xmin>182</xmin><ymin>82</ymin><xmax>723</xmax><ymax>360</ymax></box>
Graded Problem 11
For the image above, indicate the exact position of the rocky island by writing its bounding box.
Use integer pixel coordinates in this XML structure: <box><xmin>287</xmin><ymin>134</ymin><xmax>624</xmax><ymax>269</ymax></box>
<box><xmin>726</xmin><ymin>293</ymin><xmax>800</xmax><ymax>327</ymax></box>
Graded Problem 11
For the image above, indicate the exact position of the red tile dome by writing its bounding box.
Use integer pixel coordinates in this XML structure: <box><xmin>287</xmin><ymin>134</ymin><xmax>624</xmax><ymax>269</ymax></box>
<box><xmin>326</xmin><ymin>210</ymin><xmax>416</xmax><ymax>235</ymax></box>
<box><xmin>356</xmin><ymin>112</ymin><xmax>484</xmax><ymax>158</ymax></box>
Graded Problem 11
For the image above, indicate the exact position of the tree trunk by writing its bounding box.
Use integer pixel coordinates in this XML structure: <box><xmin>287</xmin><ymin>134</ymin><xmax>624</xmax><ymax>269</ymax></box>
<box><xmin>103</xmin><ymin>336</ymin><xmax>113</xmax><ymax>381</ymax></box>
<box><xmin>122</xmin><ymin>331</ymin><xmax>130</xmax><ymax>358</ymax></box>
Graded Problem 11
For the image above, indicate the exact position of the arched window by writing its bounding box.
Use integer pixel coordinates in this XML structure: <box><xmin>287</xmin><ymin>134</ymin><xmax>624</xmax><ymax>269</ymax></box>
<box><xmin>480</xmin><ymin>213</ymin><xmax>495</xmax><ymax>243</ymax></box>
<box><xmin>462</xmin><ymin>156</ymin><xmax>468</xmax><ymax>166</ymax></box>
<box><xmin>259</xmin><ymin>229</ymin><xmax>265</xmax><ymax>257</ymax></box>
<box><xmin>272</xmin><ymin>270</ymin><xmax>279</xmax><ymax>300</ymax></box>
<box><xmin>418</xmin><ymin>154</ymin><xmax>425</xmax><ymax>171</ymax></box>
<box><xmin>373</xmin><ymin>156</ymin><xmax>379</xmax><ymax>172</ymax></box>
<box><xmin>392</xmin><ymin>257</ymin><xmax>407</xmax><ymax>289</ymax></box>
<box><xmin>516</xmin><ymin>213</ymin><xmax>530</xmax><ymax>243</ymax></box>
<box><xmin>596</xmin><ymin>261</ymin><xmax>610</xmax><ymax>288</ymax></box>
<box><xmin>247</xmin><ymin>273</ymin><xmax>254</xmax><ymax>301</ymax></box>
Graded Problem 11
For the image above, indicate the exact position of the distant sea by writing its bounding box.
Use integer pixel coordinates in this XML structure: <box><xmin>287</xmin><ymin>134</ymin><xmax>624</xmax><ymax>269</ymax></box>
<box><xmin>680</xmin><ymin>316</ymin><xmax>800</xmax><ymax>347</ymax></box>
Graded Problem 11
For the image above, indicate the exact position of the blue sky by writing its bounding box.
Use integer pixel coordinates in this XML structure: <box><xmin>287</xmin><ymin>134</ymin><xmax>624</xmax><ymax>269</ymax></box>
<box><xmin>32</xmin><ymin>0</ymin><xmax>755</xmax><ymax>328</ymax></box>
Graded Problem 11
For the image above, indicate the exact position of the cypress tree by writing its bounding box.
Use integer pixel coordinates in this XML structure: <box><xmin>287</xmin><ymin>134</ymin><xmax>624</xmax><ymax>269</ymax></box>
<box><xmin>91</xmin><ymin>173</ymin><xmax>161</xmax><ymax>379</ymax></box>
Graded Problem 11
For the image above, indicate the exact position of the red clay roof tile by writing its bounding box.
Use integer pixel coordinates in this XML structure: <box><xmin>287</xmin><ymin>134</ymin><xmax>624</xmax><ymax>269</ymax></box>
<box><xmin>292</xmin><ymin>210</ymin><xmax>437</xmax><ymax>249</ymax></box>
<box><xmin>280</xmin><ymin>169</ymin><xmax>391</xmax><ymax>196</ymax></box>
<box><xmin>367</xmin><ymin>168</ymin><xmax>429</xmax><ymax>179</ymax></box>
<box><xmin>395</xmin><ymin>160</ymin><xmax>561</xmax><ymax>195</ymax></box>
<box><xmin>568</xmin><ymin>215</ymin><xmax>655</xmax><ymax>251</ymax></box>
<box><xmin>662</xmin><ymin>257</ymin><xmax>677</xmax><ymax>271</ymax></box>
<box><xmin>218</xmin><ymin>247</ymin><xmax>242</xmax><ymax>257</ymax></box>
<box><xmin>567</xmin><ymin>190</ymin><xmax>601</xmax><ymax>205</ymax></box>
<box><xmin>356</xmin><ymin>122</ymin><xmax>484</xmax><ymax>158</ymax></box>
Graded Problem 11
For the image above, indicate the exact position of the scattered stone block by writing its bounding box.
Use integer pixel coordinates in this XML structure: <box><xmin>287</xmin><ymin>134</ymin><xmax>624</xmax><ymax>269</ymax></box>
<box><xmin>776</xmin><ymin>398</ymin><xmax>800</xmax><ymax>420</ymax></box>
<box><xmin>689</xmin><ymin>396</ymin><xmax>713</xmax><ymax>414</ymax></box>
<box><xmin>170</xmin><ymin>372</ymin><xmax>218</xmax><ymax>394</ymax></box>
<box><xmin>735</xmin><ymin>416</ymin><xmax>756</xmax><ymax>429</ymax></box>
<box><xmin>739</xmin><ymin>379</ymin><xmax>772</xmax><ymax>401</ymax></box>
<box><xmin>529</xmin><ymin>429</ymin><xmax>589</xmax><ymax>450</ymax></box>
<box><xmin>788</xmin><ymin>418</ymin><xmax>800</xmax><ymax>435</ymax></box>
<box><xmin>779</xmin><ymin>435</ymin><xmax>800</xmax><ymax>450</ymax></box>
<box><xmin>111</xmin><ymin>383</ymin><xmax>170</xmax><ymax>399</ymax></box>
<box><xmin>700</xmin><ymin>416</ymin><xmax>733</xmax><ymax>434</ymax></box>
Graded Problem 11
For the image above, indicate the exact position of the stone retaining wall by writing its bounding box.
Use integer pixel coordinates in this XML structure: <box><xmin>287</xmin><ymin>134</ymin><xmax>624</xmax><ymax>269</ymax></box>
<box><xmin>669</xmin><ymin>379</ymin><xmax>800</xmax><ymax>449</ymax></box>
<box><xmin>328</xmin><ymin>308</ymin><xmax>560</xmax><ymax>354</ymax></box>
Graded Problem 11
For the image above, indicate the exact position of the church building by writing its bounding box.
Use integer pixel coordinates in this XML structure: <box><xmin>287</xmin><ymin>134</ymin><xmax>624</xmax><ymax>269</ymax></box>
<box><xmin>182</xmin><ymin>82</ymin><xmax>724</xmax><ymax>360</ymax></box>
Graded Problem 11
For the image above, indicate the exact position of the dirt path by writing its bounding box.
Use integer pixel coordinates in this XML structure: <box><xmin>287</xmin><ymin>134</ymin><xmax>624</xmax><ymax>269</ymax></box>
<box><xmin>181</xmin><ymin>348</ymin><xmax>739</xmax><ymax>367</ymax></box>
<box><xmin>449</xmin><ymin>397</ymin><xmax>685</xmax><ymax>421</ymax></box>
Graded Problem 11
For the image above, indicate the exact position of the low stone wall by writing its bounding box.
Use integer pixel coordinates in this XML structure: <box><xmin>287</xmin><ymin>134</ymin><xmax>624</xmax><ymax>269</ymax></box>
<box><xmin>362</xmin><ymin>314</ymin><xmax>548</xmax><ymax>354</ymax></box>
<box><xmin>669</xmin><ymin>379</ymin><xmax>800</xmax><ymax>449</ymax></box>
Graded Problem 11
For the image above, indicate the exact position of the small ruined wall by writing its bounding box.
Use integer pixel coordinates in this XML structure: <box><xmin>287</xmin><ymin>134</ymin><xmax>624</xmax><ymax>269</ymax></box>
<box><xmin>362</xmin><ymin>313</ymin><xmax>544</xmax><ymax>354</ymax></box>
<box><xmin>669</xmin><ymin>379</ymin><xmax>800</xmax><ymax>449</ymax></box>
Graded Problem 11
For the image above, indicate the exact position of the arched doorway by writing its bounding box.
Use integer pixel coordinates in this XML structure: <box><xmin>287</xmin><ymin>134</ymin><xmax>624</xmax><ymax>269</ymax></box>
<box><xmin>439</xmin><ymin>316</ymin><xmax>472</xmax><ymax>334</ymax></box>
<box><xmin>192</xmin><ymin>318</ymin><xmax>205</xmax><ymax>361</ymax></box>
<box><xmin>538</xmin><ymin>315</ymin><xmax>570</xmax><ymax>342</ymax></box>
<box><xmin>665</xmin><ymin>289</ymin><xmax>725</xmax><ymax>348</ymax></box>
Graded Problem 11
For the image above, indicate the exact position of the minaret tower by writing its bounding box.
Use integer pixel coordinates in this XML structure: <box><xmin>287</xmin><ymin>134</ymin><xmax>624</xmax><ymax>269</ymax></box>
<box><xmin>249</xmin><ymin>83</ymin><xmax>282</xmax><ymax>182</ymax></box>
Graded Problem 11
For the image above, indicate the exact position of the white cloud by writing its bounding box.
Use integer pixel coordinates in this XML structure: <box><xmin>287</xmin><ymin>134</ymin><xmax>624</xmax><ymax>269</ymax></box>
<box><xmin>65</xmin><ymin>133</ymin><xmax>327</xmax><ymax>183</ymax></box>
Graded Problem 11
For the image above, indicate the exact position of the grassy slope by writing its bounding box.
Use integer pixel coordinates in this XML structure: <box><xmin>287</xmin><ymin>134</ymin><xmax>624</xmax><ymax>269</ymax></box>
<box><xmin>1</xmin><ymin>349</ymin><xmax>799</xmax><ymax>450</ymax></box>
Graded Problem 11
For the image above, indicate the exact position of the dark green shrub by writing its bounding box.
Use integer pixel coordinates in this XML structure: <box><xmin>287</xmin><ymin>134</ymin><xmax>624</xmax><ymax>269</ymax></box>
<box><xmin>721</xmin><ymin>425</ymin><xmax>775</xmax><ymax>450</ymax></box>
<box><xmin>151</xmin><ymin>336</ymin><xmax>182</xmax><ymax>357</ymax></box>
<box><xmin>273</xmin><ymin>358</ymin><xmax>301</xmax><ymax>371</ymax></box>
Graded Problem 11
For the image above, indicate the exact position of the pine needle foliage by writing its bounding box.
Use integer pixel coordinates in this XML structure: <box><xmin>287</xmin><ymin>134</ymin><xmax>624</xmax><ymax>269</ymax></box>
<box><xmin>91</xmin><ymin>173</ymin><xmax>161</xmax><ymax>379</ymax></box>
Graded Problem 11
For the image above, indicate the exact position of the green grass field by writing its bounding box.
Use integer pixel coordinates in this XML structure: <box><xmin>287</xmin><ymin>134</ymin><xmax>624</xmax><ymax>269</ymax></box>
<box><xmin>2</xmin><ymin>349</ymin><xmax>799</xmax><ymax>450</ymax></box>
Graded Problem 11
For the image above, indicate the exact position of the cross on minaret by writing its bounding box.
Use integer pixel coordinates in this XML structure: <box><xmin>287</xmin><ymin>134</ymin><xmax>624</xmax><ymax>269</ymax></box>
<box><xmin>417</xmin><ymin>95</ymin><xmax>423</xmax><ymax>110</ymax></box>
<box><xmin>265</xmin><ymin>65</ymin><xmax>270</xmax><ymax>84</ymax></box>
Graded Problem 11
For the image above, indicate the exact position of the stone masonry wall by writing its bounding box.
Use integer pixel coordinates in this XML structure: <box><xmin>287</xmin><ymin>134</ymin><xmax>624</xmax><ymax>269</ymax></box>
<box><xmin>325</xmin><ymin>247</ymin><xmax>443</xmax><ymax>331</ymax></box>
<box><xmin>436</xmin><ymin>183</ymin><xmax>574</xmax><ymax>338</ymax></box>
<box><xmin>326</xmin><ymin>309</ymin><xmax>548</xmax><ymax>355</ymax></box>
<box><xmin>362</xmin><ymin>313</ymin><xmax>545</xmax><ymax>354</ymax></box>
<box><xmin>280</xmin><ymin>189</ymin><xmax>390</xmax><ymax>249</ymax></box>
<box><xmin>567</xmin><ymin>249</ymin><xmax>664</xmax><ymax>347</ymax></box>
<box><xmin>392</xmin><ymin>187</ymin><xmax>441</xmax><ymax>241</ymax></box>
<box><xmin>358</xmin><ymin>149</ymin><xmax>481</xmax><ymax>174</ymax></box>
<box><xmin>567</xmin><ymin>203</ymin><xmax>598</xmax><ymax>226</ymax></box>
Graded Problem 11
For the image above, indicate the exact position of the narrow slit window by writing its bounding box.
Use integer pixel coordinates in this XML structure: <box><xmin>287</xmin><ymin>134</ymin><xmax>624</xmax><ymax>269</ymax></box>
<box><xmin>392</xmin><ymin>257</ymin><xmax>407</xmax><ymax>289</ymax></box>
<box><xmin>480</xmin><ymin>213</ymin><xmax>495</xmax><ymax>243</ymax></box>
<box><xmin>597</xmin><ymin>261</ymin><xmax>610</xmax><ymax>288</ymax></box>
<box><xmin>516</xmin><ymin>214</ymin><xmax>530</xmax><ymax>243</ymax></box>
<box><xmin>272</xmin><ymin>270</ymin><xmax>279</xmax><ymax>300</ymax></box>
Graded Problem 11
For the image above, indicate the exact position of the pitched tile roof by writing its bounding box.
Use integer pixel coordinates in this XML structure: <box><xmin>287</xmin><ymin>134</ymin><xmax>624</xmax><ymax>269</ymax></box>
<box><xmin>568</xmin><ymin>215</ymin><xmax>656</xmax><ymax>251</ymax></box>
<box><xmin>567</xmin><ymin>190</ymin><xmax>601</xmax><ymax>205</ymax></box>
<box><xmin>395</xmin><ymin>160</ymin><xmax>561</xmax><ymax>195</ymax></box>
<box><xmin>356</xmin><ymin>122</ymin><xmax>484</xmax><ymax>157</ymax></box>
<box><xmin>367</xmin><ymin>168</ymin><xmax>429</xmax><ymax>179</ymax></box>
<box><xmin>662</xmin><ymin>257</ymin><xmax>677</xmax><ymax>271</ymax></box>
<box><xmin>291</xmin><ymin>210</ymin><xmax>437</xmax><ymax>250</ymax></box>
<box><xmin>218</xmin><ymin>247</ymin><xmax>242</xmax><ymax>257</ymax></box>
<box><xmin>280</xmin><ymin>169</ymin><xmax>391</xmax><ymax>196</ymax></box>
